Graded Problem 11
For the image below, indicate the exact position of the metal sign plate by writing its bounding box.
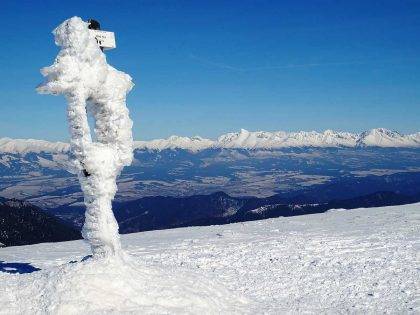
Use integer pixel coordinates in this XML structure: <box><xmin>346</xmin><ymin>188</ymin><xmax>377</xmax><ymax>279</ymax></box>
<box><xmin>89</xmin><ymin>30</ymin><xmax>116</xmax><ymax>50</ymax></box>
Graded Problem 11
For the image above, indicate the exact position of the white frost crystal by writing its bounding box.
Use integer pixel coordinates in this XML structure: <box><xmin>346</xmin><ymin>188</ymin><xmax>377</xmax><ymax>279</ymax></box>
<box><xmin>37</xmin><ymin>17</ymin><xmax>134</xmax><ymax>256</ymax></box>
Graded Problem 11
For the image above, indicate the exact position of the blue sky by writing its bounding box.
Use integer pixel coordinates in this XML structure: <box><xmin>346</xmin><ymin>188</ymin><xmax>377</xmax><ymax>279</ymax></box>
<box><xmin>0</xmin><ymin>0</ymin><xmax>419</xmax><ymax>141</ymax></box>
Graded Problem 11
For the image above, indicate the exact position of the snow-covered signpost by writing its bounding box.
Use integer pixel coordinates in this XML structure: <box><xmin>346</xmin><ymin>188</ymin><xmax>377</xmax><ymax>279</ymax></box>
<box><xmin>27</xmin><ymin>16</ymin><xmax>246</xmax><ymax>313</ymax></box>
<box><xmin>37</xmin><ymin>17</ymin><xmax>133</xmax><ymax>257</ymax></box>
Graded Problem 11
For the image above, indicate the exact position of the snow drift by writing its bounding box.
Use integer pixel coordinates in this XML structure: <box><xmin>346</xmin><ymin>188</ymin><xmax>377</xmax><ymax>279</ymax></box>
<box><xmin>1</xmin><ymin>253</ymin><xmax>247</xmax><ymax>314</ymax></box>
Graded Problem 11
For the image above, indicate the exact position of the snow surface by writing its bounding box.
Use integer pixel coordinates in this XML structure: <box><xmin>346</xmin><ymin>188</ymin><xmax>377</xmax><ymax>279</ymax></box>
<box><xmin>1</xmin><ymin>128</ymin><xmax>420</xmax><ymax>154</ymax></box>
<box><xmin>37</xmin><ymin>17</ymin><xmax>134</xmax><ymax>256</ymax></box>
<box><xmin>1</xmin><ymin>203</ymin><xmax>418</xmax><ymax>313</ymax></box>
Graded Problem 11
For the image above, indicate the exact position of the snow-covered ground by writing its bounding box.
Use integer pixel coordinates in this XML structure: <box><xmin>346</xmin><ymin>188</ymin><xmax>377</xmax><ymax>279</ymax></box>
<box><xmin>1</xmin><ymin>203</ymin><xmax>419</xmax><ymax>313</ymax></box>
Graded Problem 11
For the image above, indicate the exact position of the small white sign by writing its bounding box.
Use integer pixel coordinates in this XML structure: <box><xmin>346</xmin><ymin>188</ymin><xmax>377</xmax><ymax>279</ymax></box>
<box><xmin>89</xmin><ymin>30</ymin><xmax>116</xmax><ymax>50</ymax></box>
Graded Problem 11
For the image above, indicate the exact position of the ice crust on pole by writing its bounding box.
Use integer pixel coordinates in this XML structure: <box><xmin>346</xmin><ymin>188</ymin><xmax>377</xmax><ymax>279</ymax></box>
<box><xmin>37</xmin><ymin>17</ymin><xmax>133</xmax><ymax>256</ymax></box>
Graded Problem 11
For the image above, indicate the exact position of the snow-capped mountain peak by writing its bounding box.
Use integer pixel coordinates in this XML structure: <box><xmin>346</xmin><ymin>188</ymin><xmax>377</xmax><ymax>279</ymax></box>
<box><xmin>214</xmin><ymin>128</ymin><xmax>419</xmax><ymax>149</ymax></box>
<box><xmin>0</xmin><ymin>138</ymin><xmax>69</xmax><ymax>154</ymax></box>
<box><xmin>356</xmin><ymin>128</ymin><xmax>415</xmax><ymax>147</ymax></box>
<box><xmin>1</xmin><ymin>128</ymin><xmax>419</xmax><ymax>154</ymax></box>
<box><xmin>134</xmin><ymin>135</ymin><xmax>214</xmax><ymax>152</ymax></box>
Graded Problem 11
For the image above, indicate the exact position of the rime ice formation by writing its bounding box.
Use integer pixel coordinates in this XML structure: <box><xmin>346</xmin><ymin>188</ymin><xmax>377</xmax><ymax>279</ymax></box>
<box><xmin>37</xmin><ymin>17</ymin><xmax>133</xmax><ymax>256</ymax></box>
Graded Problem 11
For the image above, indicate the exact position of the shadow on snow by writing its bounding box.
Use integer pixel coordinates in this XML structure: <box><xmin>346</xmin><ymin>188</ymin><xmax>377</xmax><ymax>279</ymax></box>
<box><xmin>0</xmin><ymin>261</ymin><xmax>41</xmax><ymax>274</ymax></box>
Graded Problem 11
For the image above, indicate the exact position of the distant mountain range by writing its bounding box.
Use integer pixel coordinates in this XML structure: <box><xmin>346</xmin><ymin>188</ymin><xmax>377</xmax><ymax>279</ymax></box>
<box><xmin>1</xmin><ymin>128</ymin><xmax>420</xmax><ymax>153</ymax></box>
<box><xmin>0</xmin><ymin>133</ymin><xmax>419</xmax><ymax>209</ymax></box>
<box><xmin>0</xmin><ymin>127</ymin><xmax>419</xmax><ymax>246</ymax></box>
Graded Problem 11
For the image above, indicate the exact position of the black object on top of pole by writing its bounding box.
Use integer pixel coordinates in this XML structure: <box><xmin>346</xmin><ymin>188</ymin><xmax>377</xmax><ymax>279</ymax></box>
<box><xmin>86</xmin><ymin>19</ymin><xmax>116</xmax><ymax>51</ymax></box>
<box><xmin>87</xmin><ymin>19</ymin><xmax>104</xmax><ymax>52</ymax></box>
<box><xmin>88</xmin><ymin>19</ymin><xmax>101</xmax><ymax>30</ymax></box>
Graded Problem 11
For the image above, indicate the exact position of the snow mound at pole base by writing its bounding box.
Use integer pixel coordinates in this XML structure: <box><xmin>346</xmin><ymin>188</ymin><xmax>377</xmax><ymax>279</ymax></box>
<box><xmin>5</xmin><ymin>253</ymin><xmax>248</xmax><ymax>314</ymax></box>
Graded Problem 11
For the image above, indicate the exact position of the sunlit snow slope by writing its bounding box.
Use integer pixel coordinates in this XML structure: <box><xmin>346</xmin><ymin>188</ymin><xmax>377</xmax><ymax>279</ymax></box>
<box><xmin>1</xmin><ymin>203</ymin><xmax>419</xmax><ymax>313</ymax></box>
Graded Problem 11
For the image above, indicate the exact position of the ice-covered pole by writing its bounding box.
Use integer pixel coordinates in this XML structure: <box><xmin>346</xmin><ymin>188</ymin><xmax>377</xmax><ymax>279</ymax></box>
<box><xmin>37</xmin><ymin>17</ymin><xmax>134</xmax><ymax>257</ymax></box>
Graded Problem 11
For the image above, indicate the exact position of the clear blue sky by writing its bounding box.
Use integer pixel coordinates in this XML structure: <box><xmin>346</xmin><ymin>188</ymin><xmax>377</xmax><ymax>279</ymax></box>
<box><xmin>0</xmin><ymin>0</ymin><xmax>419</xmax><ymax>141</ymax></box>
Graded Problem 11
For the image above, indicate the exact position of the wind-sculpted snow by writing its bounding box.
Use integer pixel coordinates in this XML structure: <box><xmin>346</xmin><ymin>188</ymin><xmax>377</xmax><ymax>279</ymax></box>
<box><xmin>37</xmin><ymin>17</ymin><xmax>133</xmax><ymax>256</ymax></box>
<box><xmin>0</xmin><ymin>204</ymin><xmax>418</xmax><ymax>313</ymax></box>
<box><xmin>0</xmin><ymin>253</ymin><xmax>247</xmax><ymax>314</ymax></box>
<box><xmin>1</xmin><ymin>128</ymin><xmax>420</xmax><ymax>154</ymax></box>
